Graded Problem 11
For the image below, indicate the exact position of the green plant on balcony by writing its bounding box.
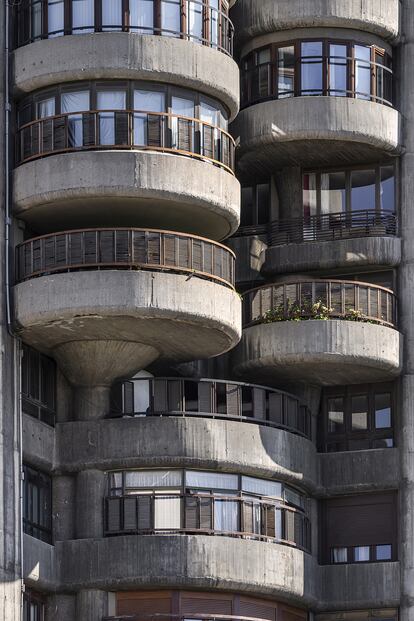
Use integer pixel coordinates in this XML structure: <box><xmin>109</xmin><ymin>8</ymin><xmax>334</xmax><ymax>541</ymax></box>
<box><xmin>262</xmin><ymin>298</ymin><xmax>333</xmax><ymax>323</ymax></box>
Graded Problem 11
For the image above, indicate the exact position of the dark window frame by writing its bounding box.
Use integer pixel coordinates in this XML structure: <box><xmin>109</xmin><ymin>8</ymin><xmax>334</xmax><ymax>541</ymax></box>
<box><xmin>23</xmin><ymin>464</ymin><xmax>52</xmax><ymax>544</ymax></box>
<box><xmin>21</xmin><ymin>344</ymin><xmax>56</xmax><ymax>427</ymax></box>
<box><xmin>23</xmin><ymin>590</ymin><xmax>46</xmax><ymax>621</ymax></box>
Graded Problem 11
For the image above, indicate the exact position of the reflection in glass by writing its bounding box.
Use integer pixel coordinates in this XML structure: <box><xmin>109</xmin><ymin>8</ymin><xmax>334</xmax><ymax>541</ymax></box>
<box><xmin>321</xmin><ymin>171</ymin><xmax>346</xmax><ymax>214</ymax></box>
<box><xmin>351</xmin><ymin>169</ymin><xmax>376</xmax><ymax>212</ymax></box>
<box><xmin>375</xmin><ymin>393</ymin><xmax>391</xmax><ymax>428</ymax></box>
<box><xmin>72</xmin><ymin>0</ymin><xmax>94</xmax><ymax>34</ymax></box>
<box><xmin>351</xmin><ymin>395</ymin><xmax>368</xmax><ymax>430</ymax></box>
<box><xmin>354</xmin><ymin>546</ymin><xmax>370</xmax><ymax>562</ymax></box>
<box><xmin>241</xmin><ymin>187</ymin><xmax>254</xmax><ymax>227</ymax></box>
<box><xmin>376</xmin><ymin>544</ymin><xmax>392</xmax><ymax>560</ymax></box>
<box><xmin>329</xmin><ymin>44</ymin><xmax>347</xmax><ymax>96</ymax></box>
<box><xmin>188</xmin><ymin>0</ymin><xmax>203</xmax><ymax>42</ymax></box>
<box><xmin>48</xmin><ymin>0</ymin><xmax>64</xmax><ymax>36</ymax></box>
<box><xmin>381</xmin><ymin>166</ymin><xmax>395</xmax><ymax>211</ymax></box>
<box><xmin>355</xmin><ymin>45</ymin><xmax>371</xmax><ymax>100</ymax></box>
<box><xmin>130</xmin><ymin>0</ymin><xmax>154</xmax><ymax>33</ymax></box>
<box><xmin>278</xmin><ymin>46</ymin><xmax>295</xmax><ymax>98</ymax></box>
<box><xmin>301</xmin><ymin>41</ymin><xmax>323</xmax><ymax>95</ymax></box>
<box><xmin>328</xmin><ymin>397</ymin><xmax>344</xmax><ymax>433</ymax></box>
<box><xmin>31</xmin><ymin>0</ymin><xmax>43</xmax><ymax>40</ymax></box>
<box><xmin>332</xmin><ymin>547</ymin><xmax>347</xmax><ymax>563</ymax></box>
<box><xmin>161</xmin><ymin>0</ymin><xmax>181</xmax><ymax>35</ymax></box>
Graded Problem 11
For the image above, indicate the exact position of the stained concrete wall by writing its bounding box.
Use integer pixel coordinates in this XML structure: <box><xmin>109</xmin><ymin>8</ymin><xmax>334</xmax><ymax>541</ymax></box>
<box><xmin>227</xmin><ymin>235</ymin><xmax>267</xmax><ymax>285</ymax></box>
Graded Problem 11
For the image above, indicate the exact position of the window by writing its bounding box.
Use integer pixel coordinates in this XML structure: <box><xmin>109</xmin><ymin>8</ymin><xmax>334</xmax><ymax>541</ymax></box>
<box><xmin>321</xmin><ymin>383</ymin><xmax>395</xmax><ymax>452</ymax></box>
<box><xmin>72</xmin><ymin>0</ymin><xmax>94</xmax><ymax>34</ymax></box>
<box><xmin>23</xmin><ymin>591</ymin><xmax>46</xmax><ymax>621</ymax></box>
<box><xmin>241</xmin><ymin>40</ymin><xmax>392</xmax><ymax>108</ymax></box>
<box><xmin>321</xmin><ymin>492</ymin><xmax>397</xmax><ymax>564</ymax></box>
<box><xmin>23</xmin><ymin>465</ymin><xmax>52</xmax><ymax>543</ymax></box>
<box><xmin>315</xmin><ymin>609</ymin><xmax>398</xmax><ymax>621</ymax></box>
<box><xmin>240</xmin><ymin>182</ymin><xmax>270</xmax><ymax>228</ymax></box>
<box><xmin>21</xmin><ymin>344</ymin><xmax>56</xmax><ymax>427</ymax></box>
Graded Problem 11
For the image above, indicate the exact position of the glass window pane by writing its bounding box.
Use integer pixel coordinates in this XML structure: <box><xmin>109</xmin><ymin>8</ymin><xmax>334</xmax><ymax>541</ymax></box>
<box><xmin>320</xmin><ymin>171</ymin><xmax>346</xmax><ymax>215</ymax></box>
<box><xmin>132</xmin><ymin>379</ymin><xmax>151</xmax><ymax>413</ymax></box>
<box><xmin>72</xmin><ymin>0</ymin><xmax>94</xmax><ymax>34</ymax></box>
<box><xmin>329</xmin><ymin>44</ymin><xmax>347</xmax><ymax>96</ymax></box>
<box><xmin>154</xmin><ymin>496</ymin><xmax>181</xmax><ymax>529</ymax></box>
<box><xmin>278</xmin><ymin>46</ymin><xmax>295</xmax><ymax>98</ymax></box>
<box><xmin>214</xmin><ymin>499</ymin><xmax>239</xmax><ymax>531</ymax></box>
<box><xmin>102</xmin><ymin>0</ymin><xmax>123</xmax><ymax>30</ymax></box>
<box><xmin>241</xmin><ymin>476</ymin><xmax>282</xmax><ymax>499</ymax></box>
<box><xmin>185</xmin><ymin>470</ymin><xmax>239</xmax><ymax>490</ymax></box>
<box><xmin>97</xmin><ymin>91</ymin><xmax>126</xmax><ymax>145</ymax></box>
<box><xmin>257</xmin><ymin>183</ymin><xmax>270</xmax><ymax>224</ymax></box>
<box><xmin>375</xmin><ymin>393</ymin><xmax>392</xmax><ymax>428</ymax></box>
<box><xmin>188</xmin><ymin>0</ymin><xmax>203</xmax><ymax>42</ymax></box>
<box><xmin>284</xmin><ymin>486</ymin><xmax>305</xmax><ymax>509</ymax></box>
<box><xmin>303</xmin><ymin>173</ymin><xmax>317</xmax><ymax>218</ymax></box>
<box><xmin>125</xmin><ymin>470</ymin><xmax>183</xmax><ymax>489</ymax></box>
<box><xmin>301</xmin><ymin>41</ymin><xmax>323</xmax><ymax>95</ymax></box>
<box><xmin>376</xmin><ymin>544</ymin><xmax>392</xmax><ymax>560</ymax></box>
<box><xmin>380</xmin><ymin>166</ymin><xmax>395</xmax><ymax>212</ymax></box>
<box><xmin>31</xmin><ymin>1</ymin><xmax>43</xmax><ymax>40</ymax></box>
<box><xmin>241</xmin><ymin>187</ymin><xmax>254</xmax><ymax>226</ymax></box>
<box><xmin>327</xmin><ymin>397</ymin><xmax>344</xmax><ymax>433</ymax></box>
<box><xmin>130</xmin><ymin>0</ymin><xmax>154</xmax><ymax>33</ymax></box>
<box><xmin>37</xmin><ymin>98</ymin><xmax>55</xmax><ymax>119</ymax></box>
<box><xmin>351</xmin><ymin>395</ymin><xmax>368</xmax><ymax>430</ymax></box>
<box><xmin>161</xmin><ymin>0</ymin><xmax>181</xmax><ymax>35</ymax></box>
<box><xmin>184</xmin><ymin>380</ymin><xmax>199</xmax><ymax>412</ymax></box>
<box><xmin>48</xmin><ymin>0</ymin><xmax>64</xmax><ymax>37</ymax></box>
<box><xmin>355</xmin><ymin>45</ymin><xmax>372</xmax><ymax>100</ymax></box>
<box><xmin>134</xmin><ymin>90</ymin><xmax>165</xmax><ymax>113</ymax></box>
<box><xmin>332</xmin><ymin>547</ymin><xmax>348</xmax><ymax>563</ymax></box>
<box><xmin>62</xmin><ymin>91</ymin><xmax>90</xmax><ymax>148</ymax></box>
<box><xmin>351</xmin><ymin>169</ymin><xmax>376</xmax><ymax>212</ymax></box>
<box><xmin>354</xmin><ymin>545</ymin><xmax>370</xmax><ymax>562</ymax></box>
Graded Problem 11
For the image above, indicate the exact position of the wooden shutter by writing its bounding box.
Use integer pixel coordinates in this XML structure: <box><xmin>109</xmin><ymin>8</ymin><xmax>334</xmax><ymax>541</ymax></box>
<box><xmin>202</xmin><ymin>125</ymin><xmax>214</xmax><ymax>159</ymax></box>
<box><xmin>68</xmin><ymin>232</ymin><xmax>83</xmax><ymax>266</ymax></box>
<box><xmin>147</xmin><ymin>114</ymin><xmax>162</xmax><ymax>147</ymax></box>
<box><xmin>43</xmin><ymin>237</ymin><xmax>56</xmax><ymax>270</ymax></box>
<box><xmin>261</xmin><ymin>504</ymin><xmax>275</xmax><ymax>538</ymax></box>
<box><xmin>106</xmin><ymin>497</ymin><xmax>121</xmax><ymax>532</ymax></box>
<box><xmin>123</xmin><ymin>497</ymin><xmax>137</xmax><ymax>531</ymax></box>
<box><xmin>115</xmin><ymin>111</ymin><xmax>129</xmax><ymax>145</ymax></box>
<box><xmin>242</xmin><ymin>501</ymin><xmax>254</xmax><ymax>534</ymax></box>
<box><xmin>163</xmin><ymin>234</ymin><xmax>177</xmax><ymax>267</ymax></box>
<box><xmin>181</xmin><ymin>594</ymin><xmax>232</xmax><ymax>614</ymax></box>
<box><xmin>285</xmin><ymin>510</ymin><xmax>295</xmax><ymax>543</ymax></box>
<box><xmin>41</xmin><ymin>118</ymin><xmax>54</xmax><ymax>153</ymax></box>
<box><xmin>117</xmin><ymin>592</ymin><xmax>172</xmax><ymax>616</ymax></box>
<box><xmin>82</xmin><ymin>113</ymin><xmax>96</xmax><ymax>147</ymax></box>
<box><xmin>198</xmin><ymin>382</ymin><xmax>212</xmax><ymax>413</ymax></box>
<box><xmin>114</xmin><ymin>230</ymin><xmax>130</xmax><ymax>263</ymax></box>
<box><xmin>177</xmin><ymin>118</ymin><xmax>192</xmax><ymax>151</ymax></box>
<box><xmin>226</xmin><ymin>384</ymin><xmax>240</xmax><ymax>417</ymax></box>
<box><xmin>53</xmin><ymin>116</ymin><xmax>67</xmax><ymax>149</ymax></box>
<box><xmin>153</xmin><ymin>379</ymin><xmax>168</xmax><ymax>412</ymax></box>
<box><xmin>168</xmin><ymin>380</ymin><xmax>182</xmax><ymax>412</ymax></box>
<box><xmin>84</xmin><ymin>231</ymin><xmax>98</xmax><ymax>264</ymax></box>
<box><xmin>137</xmin><ymin>495</ymin><xmax>152</xmax><ymax>530</ymax></box>
<box><xmin>184</xmin><ymin>496</ymin><xmax>199</xmax><ymax>529</ymax></box>
<box><xmin>147</xmin><ymin>232</ymin><xmax>161</xmax><ymax>265</ymax></box>
<box><xmin>99</xmin><ymin>230</ymin><xmax>115</xmax><ymax>263</ymax></box>
<box><xmin>132</xmin><ymin>230</ymin><xmax>147</xmax><ymax>264</ymax></box>
<box><xmin>239</xmin><ymin>597</ymin><xmax>276</xmax><ymax>620</ymax></box>
<box><xmin>200</xmin><ymin>496</ymin><xmax>213</xmax><ymax>530</ymax></box>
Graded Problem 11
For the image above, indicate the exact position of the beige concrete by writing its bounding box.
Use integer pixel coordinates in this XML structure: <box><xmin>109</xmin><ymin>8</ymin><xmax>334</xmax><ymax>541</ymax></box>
<box><xmin>13</xmin><ymin>33</ymin><xmax>240</xmax><ymax>120</ymax></box>
<box><xmin>13</xmin><ymin>151</ymin><xmax>240</xmax><ymax>241</ymax></box>
<box><xmin>232</xmin><ymin>98</ymin><xmax>401</xmax><ymax>175</ymax></box>
<box><xmin>233</xmin><ymin>320</ymin><xmax>402</xmax><ymax>386</ymax></box>
<box><xmin>232</xmin><ymin>1</ymin><xmax>400</xmax><ymax>45</ymax></box>
<box><xmin>14</xmin><ymin>270</ymin><xmax>242</xmax><ymax>367</ymax></box>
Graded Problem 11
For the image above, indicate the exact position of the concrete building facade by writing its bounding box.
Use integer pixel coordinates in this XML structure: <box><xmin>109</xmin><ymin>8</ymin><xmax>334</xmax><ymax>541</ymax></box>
<box><xmin>0</xmin><ymin>1</ymin><xmax>412</xmax><ymax>620</ymax></box>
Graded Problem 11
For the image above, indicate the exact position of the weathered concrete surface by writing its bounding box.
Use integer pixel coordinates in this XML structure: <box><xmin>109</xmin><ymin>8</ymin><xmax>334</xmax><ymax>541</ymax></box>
<box><xmin>22</xmin><ymin>412</ymin><xmax>55</xmax><ymax>471</ymax></box>
<box><xmin>318</xmin><ymin>562</ymin><xmax>400</xmax><ymax>610</ymax></box>
<box><xmin>13</xmin><ymin>151</ymin><xmax>240</xmax><ymax>241</ymax></box>
<box><xmin>232</xmin><ymin>0</ymin><xmax>400</xmax><ymax>45</ymax></box>
<box><xmin>56</xmin><ymin>417</ymin><xmax>318</xmax><ymax>492</ymax></box>
<box><xmin>23</xmin><ymin>534</ymin><xmax>57</xmax><ymax>591</ymax></box>
<box><xmin>57</xmin><ymin>535</ymin><xmax>319</xmax><ymax>606</ymax></box>
<box><xmin>232</xmin><ymin>98</ymin><xmax>401</xmax><ymax>175</ymax></box>
<box><xmin>263</xmin><ymin>236</ymin><xmax>401</xmax><ymax>276</ymax></box>
<box><xmin>46</xmin><ymin>594</ymin><xmax>76</xmax><ymax>621</ymax></box>
<box><xmin>14</xmin><ymin>270</ymin><xmax>242</xmax><ymax>366</ymax></box>
<box><xmin>233</xmin><ymin>321</ymin><xmax>402</xmax><ymax>386</ymax></box>
<box><xmin>227</xmin><ymin>235</ymin><xmax>267</xmax><ymax>284</ymax></box>
<box><xmin>13</xmin><ymin>33</ymin><xmax>239</xmax><ymax>120</ymax></box>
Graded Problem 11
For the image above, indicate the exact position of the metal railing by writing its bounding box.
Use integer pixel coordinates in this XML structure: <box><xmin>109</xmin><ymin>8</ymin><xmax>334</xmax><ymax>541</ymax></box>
<box><xmin>15</xmin><ymin>0</ymin><xmax>234</xmax><ymax>56</ymax></box>
<box><xmin>109</xmin><ymin>376</ymin><xmax>312</xmax><ymax>439</ymax></box>
<box><xmin>270</xmin><ymin>210</ymin><xmax>398</xmax><ymax>246</ymax></box>
<box><xmin>16</xmin><ymin>109</ymin><xmax>235</xmax><ymax>173</ymax></box>
<box><xmin>105</xmin><ymin>492</ymin><xmax>311</xmax><ymax>552</ymax></box>
<box><xmin>242</xmin><ymin>280</ymin><xmax>397</xmax><ymax>328</ymax></box>
<box><xmin>105</xmin><ymin>616</ymin><xmax>280</xmax><ymax>621</ymax></box>
<box><xmin>16</xmin><ymin>228</ymin><xmax>235</xmax><ymax>288</ymax></box>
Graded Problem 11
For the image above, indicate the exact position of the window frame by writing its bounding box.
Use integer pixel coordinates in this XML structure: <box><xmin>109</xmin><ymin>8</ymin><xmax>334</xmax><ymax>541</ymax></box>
<box><xmin>23</xmin><ymin>464</ymin><xmax>52</xmax><ymax>544</ymax></box>
<box><xmin>21</xmin><ymin>344</ymin><xmax>56</xmax><ymax>427</ymax></box>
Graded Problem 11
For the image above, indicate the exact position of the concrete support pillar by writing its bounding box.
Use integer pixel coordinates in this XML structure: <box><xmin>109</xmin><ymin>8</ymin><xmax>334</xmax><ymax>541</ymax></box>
<box><xmin>46</xmin><ymin>594</ymin><xmax>76</xmax><ymax>621</ymax></box>
<box><xmin>399</xmin><ymin>3</ymin><xmax>414</xmax><ymax>619</ymax></box>
<box><xmin>273</xmin><ymin>166</ymin><xmax>303</xmax><ymax>220</ymax></box>
<box><xmin>53</xmin><ymin>475</ymin><xmax>76</xmax><ymax>542</ymax></box>
<box><xmin>76</xmin><ymin>470</ymin><xmax>106</xmax><ymax>539</ymax></box>
<box><xmin>74</xmin><ymin>385</ymin><xmax>112</xmax><ymax>421</ymax></box>
<box><xmin>76</xmin><ymin>589</ymin><xmax>108</xmax><ymax>621</ymax></box>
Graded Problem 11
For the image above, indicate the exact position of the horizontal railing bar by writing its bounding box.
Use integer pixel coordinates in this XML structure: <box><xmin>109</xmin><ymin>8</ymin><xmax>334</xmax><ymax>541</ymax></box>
<box><xmin>104</xmin><ymin>615</ymin><xmax>280</xmax><ymax>621</ymax></box>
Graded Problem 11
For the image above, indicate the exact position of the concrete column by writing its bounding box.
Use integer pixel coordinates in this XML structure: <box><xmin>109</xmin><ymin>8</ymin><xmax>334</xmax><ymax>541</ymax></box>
<box><xmin>76</xmin><ymin>589</ymin><xmax>108</xmax><ymax>621</ymax></box>
<box><xmin>46</xmin><ymin>594</ymin><xmax>76</xmax><ymax>621</ymax></box>
<box><xmin>74</xmin><ymin>386</ymin><xmax>111</xmax><ymax>421</ymax></box>
<box><xmin>399</xmin><ymin>2</ymin><xmax>414</xmax><ymax>619</ymax></box>
<box><xmin>53</xmin><ymin>476</ymin><xmax>76</xmax><ymax>542</ymax></box>
<box><xmin>273</xmin><ymin>166</ymin><xmax>303</xmax><ymax>220</ymax></box>
<box><xmin>76</xmin><ymin>470</ymin><xmax>106</xmax><ymax>539</ymax></box>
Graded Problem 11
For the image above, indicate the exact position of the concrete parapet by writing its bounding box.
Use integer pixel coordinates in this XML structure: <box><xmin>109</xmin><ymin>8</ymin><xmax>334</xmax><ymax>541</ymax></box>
<box><xmin>22</xmin><ymin>413</ymin><xmax>55</xmax><ymax>472</ymax></box>
<box><xmin>23</xmin><ymin>534</ymin><xmax>57</xmax><ymax>591</ymax></box>
<box><xmin>227</xmin><ymin>235</ymin><xmax>267</xmax><ymax>284</ymax></box>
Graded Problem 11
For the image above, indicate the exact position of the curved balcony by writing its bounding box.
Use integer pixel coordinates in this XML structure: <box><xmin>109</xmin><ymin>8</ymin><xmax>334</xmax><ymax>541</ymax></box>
<box><xmin>263</xmin><ymin>211</ymin><xmax>401</xmax><ymax>275</ymax></box>
<box><xmin>233</xmin><ymin>97</ymin><xmax>401</xmax><ymax>174</ymax></box>
<box><xmin>109</xmin><ymin>376</ymin><xmax>313</xmax><ymax>439</ymax></box>
<box><xmin>105</xmin><ymin>492</ymin><xmax>311</xmax><ymax>552</ymax></box>
<box><xmin>14</xmin><ymin>229</ymin><xmax>241</xmax><ymax>384</ymax></box>
<box><xmin>233</xmin><ymin>280</ymin><xmax>402</xmax><ymax>385</ymax></box>
<box><xmin>231</xmin><ymin>0</ymin><xmax>400</xmax><ymax>45</ymax></box>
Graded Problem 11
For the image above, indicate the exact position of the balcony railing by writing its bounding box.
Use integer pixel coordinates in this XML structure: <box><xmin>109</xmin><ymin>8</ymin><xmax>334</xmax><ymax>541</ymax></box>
<box><xmin>270</xmin><ymin>210</ymin><xmax>398</xmax><ymax>246</ymax></box>
<box><xmin>16</xmin><ymin>109</ymin><xmax>235</xmax><ymax>173</ymax></box>
<box><xmin>16</xmin><ymin>228</ymin><xmax>235</xmax><ymax>289</ymax></box>
<box><xmin>105</xmin><ymin>492</ymin><xmax>311</xmax><ymax>552</ymax></box>
<box><xmin>15</xmin><ymin>0</ymin><xmax>234</xmax><ymax>56</ymax></box>
<box><xmin>109</xmin><ymin>376</ymin><xmax>313</xmax><ymax>439</ymax></box>
<box><xmin>242</xmin><ymin>280</ymin><xmax>397</xmax><ymax>328</ymax></box>
<box><xmin>105</xmin><ymin>616</ymin><xmax>279</xmax><ymax>621</ymax></box>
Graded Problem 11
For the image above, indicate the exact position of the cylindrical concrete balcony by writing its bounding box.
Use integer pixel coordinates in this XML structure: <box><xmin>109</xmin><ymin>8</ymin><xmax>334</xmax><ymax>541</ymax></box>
<box><xmin>233</xmin><ymin>97</ymin><xmax>401</xmax><ymax>174</ymax></box>
<box><xmin>232</xmin><ymin>0</ymin><xmax>400</xmax><ymax>46</ymax></box>
<box><xmin>263</xmin><ymin>210</ymin><xmax>401</xmax><ymax>275</ymax></box>
<box><xmin>14</xmin><ymin>229</ymin><xmax>241</xmax><ymax>412</ymax></box>
<box><xmin>233</xmin><ymin>280</ymin><xmax>402</xmax><ymax>385</ymax></box>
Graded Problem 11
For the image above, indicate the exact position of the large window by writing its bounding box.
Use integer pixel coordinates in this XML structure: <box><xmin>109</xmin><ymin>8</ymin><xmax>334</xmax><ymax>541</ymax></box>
<box><xmin>320</xmin><ymin>492</ymin><xmax>397</xmax><ymax>564</ymax></box>
<box><xmin>15</xmin><ymin>0</ymin><xmax>233</xmax><ymax>55</ymax></box>
<box><xmin>23</xmin><ymin>590</ymin><xmax>46</xmax><ymax>621</ymax></box>
<box><xmin>241</xmin><ymin>40</ymin><xmax>392</xmax><ymax>108</ymax></box>
<box><xmin>22</xmin><ymin>344</ymin><xmax>56</xmax><ymax>427</ymax></box>
<box><xmin>23</xmin><ymin>465</ymin><xmax>52</xmax><ymax>544</ymax></box>
<box><xmin>239</xmin><ymin>182</ymin><xmax>270</xmax><ymax>231</ymax></box>
<box><xmin>321</xmin><ymin>383</ymin><xmax>395</xmax><ymax>453</ymax></box>
<box><xmin>105</xmin><ymin>469</ymin><xmax>311</xmax><ymax>551</ymax></box>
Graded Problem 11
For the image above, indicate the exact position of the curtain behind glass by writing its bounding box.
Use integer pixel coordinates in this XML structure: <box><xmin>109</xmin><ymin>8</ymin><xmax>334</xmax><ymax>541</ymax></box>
<box><xmin>133</xmin><ymin>90</ymin><xmax>165</xmax><ymax>145</ymax></box>
<box><xmin>62</xmin><ymin>91</ymin><xmax>90</xmax><ymax>147</ymax></box>
<box><xmin>187</xmin><ymin>0</ymin><xmax>203</xmax><ymax>43</ymax></box>
<box><xmin>37</xmin><ymin>98</ymin><xmax>55</xmax><ymax>119</ymax></box>
<box><xmin>97</xmin><ymin>91</ymin><xmax>126</xmax><ymax>145</ymax></box>
<box><xmin>48</xmin><ymin>0</ymin><xmax>64</xmax><ymax>37</ymax></box>
<box><xmin>161</xmin><ymin>0</ymin><xmax>181</xmax><ymax>35</ymax></box>
<box><xmin>102</xmin><ymin>0</ymin><xmax>123</xmax><ymax>30</ymax></box>
<box><xmin>72</xmin><ymin>0</ymin><xmax>94</xmax><ymax>34</ymax></box>
<box><xmin>130</xmin><ymin>0</ymin><xmax>154</xmax><ymax>33</ymax></box>
<box><xmin>214</xmin><ymin>498</ymin><xmax>239</xmax><ymax>532</ymax></box>
<box><xmin>125</xmin><ymin>470</ymin><xmax>182</xmax><ymax>489</ymax></box>
<box><xmin>171</xmin><ymin>96</ymin><xmax>194</xmax><ymax>150</ymax></box>
<box><xmin>185</xmin><ymin>470</ymin><xmax>238</xmax><ymax>490</ymax></box>
<box><xmin>31</xmin><ymin>0</ymin><xmax>43</xmax><ymax>40</ymax></box>
<box><xmin>241</xmin><ymin>476</ymin><xmax>282</xmax><ymax>499</ymax></box>
<box><xmin>154</xmin><ymin>494</ymin><xmax>182</xmax><ymax>529</ymax></box>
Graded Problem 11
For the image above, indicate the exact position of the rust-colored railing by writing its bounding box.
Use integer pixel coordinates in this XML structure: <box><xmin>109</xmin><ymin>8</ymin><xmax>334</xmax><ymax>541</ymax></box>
<box><xmin>242</xmin><ymin>280</ymin><xmax>397</xmax><ymax>328</ymax></box>
<box><xmin>16</xmin><ymin>109</ymin><xmax>235</xmax><ymax>173</ymax></box>
<box><xmin>109</xmin><ymin>376</ymin><xmax>313</xmax><ymax>439</ymax></box>
<box><xmin>105</xmin><ymin>492</ymin><xmax>311</xmax><ymax>552</ymax></box>
<box><xmin>270</xmin><ymin>210</ymin><xmax>397</xmax><ymax>246</ymax></box>
<box><xmin>16</xmin><ymin>228</ymin><xmax>235</xmax><ymax>288</ymax></box>
<box><xmin>16</xmin><ymin>0</ymin><xmax>234</xmax><ymax>56</ymax></box>
<box><xmin>104</xmin><ymin>616</ymin><xmax>278</xmax><ymax>621</ymax></box>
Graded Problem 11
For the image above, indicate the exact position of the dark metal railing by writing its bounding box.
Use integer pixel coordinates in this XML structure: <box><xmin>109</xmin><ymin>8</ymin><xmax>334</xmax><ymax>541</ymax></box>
<box><xmin>104</xmin><ymin>492</ymin><xmax>311</xmax><ymax>552</ymax></box>
<box><xmin>104</xmin><ymin>616</ymin><xmax>279</xmax><ymax>621</ymax></box>
<box><xmin>109</xmin><ymin>376</ymin><xmax>313</xmax><ymax>439</ymax></box>
<box><xmin>15</xmin><ymin>0</ymin><xmax>234</xmax><ymax>56</ymax></box>
<box><xmin>16</xmin><ymin>109</ymin><xmax>235</xmax><ymax>173</ymax></box>
<box><xmin>242</xmin><ymin>280</ymin><xmax>397</xmax><ymax>328</ymax></box>
<box><xmin>270</xmin><ymin>210</ymin><xmax>397</xmax><ymax>246</ymax></box>
<box><xmin>16</xmin><ymin>228</ymin><xmax>235</xmax><ymax>288</ymax></box>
